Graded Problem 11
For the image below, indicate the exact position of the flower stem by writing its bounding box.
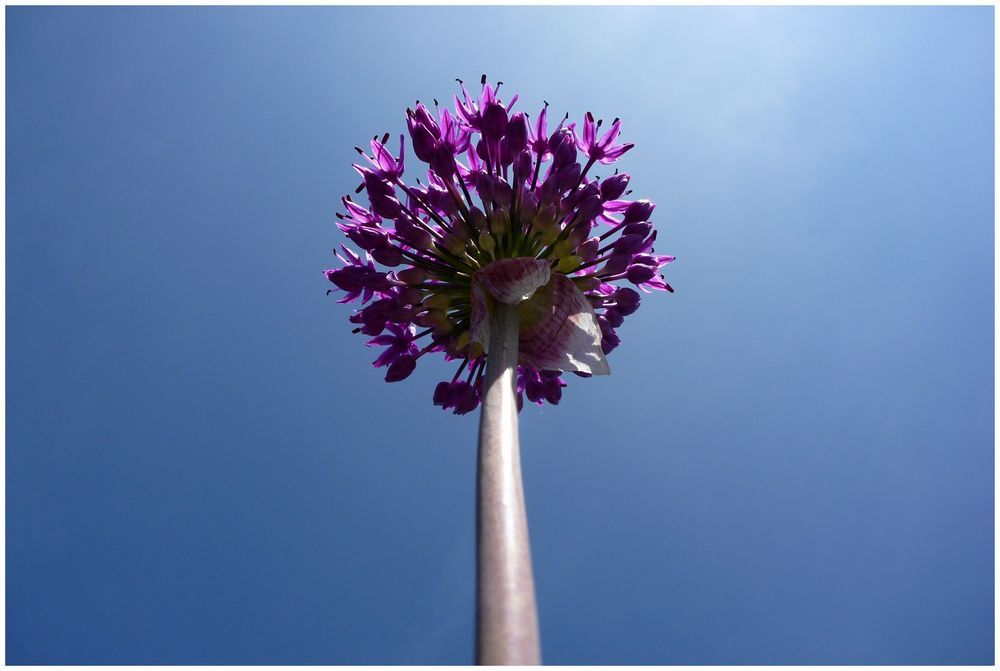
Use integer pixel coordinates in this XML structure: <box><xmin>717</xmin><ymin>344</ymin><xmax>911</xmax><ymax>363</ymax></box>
<box><xmin>475</xmin><ymin>300</ymin><xmax>541</xmax><ymax>665</ymax></box>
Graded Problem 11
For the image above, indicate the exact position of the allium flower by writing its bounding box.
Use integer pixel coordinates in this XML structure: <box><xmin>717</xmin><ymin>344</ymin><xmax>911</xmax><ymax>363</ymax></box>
<box><xmin>325</xmin><ymin>76</ymin><xmax>674</xmax><ymax>415</ymax></box>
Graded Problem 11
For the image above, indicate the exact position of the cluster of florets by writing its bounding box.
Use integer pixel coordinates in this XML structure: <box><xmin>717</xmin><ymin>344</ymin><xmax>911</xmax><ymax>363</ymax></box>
<box><xmin>326</xmin><ymin>76</ymin><xmax>673</xmax><ymax>415</ymax></box>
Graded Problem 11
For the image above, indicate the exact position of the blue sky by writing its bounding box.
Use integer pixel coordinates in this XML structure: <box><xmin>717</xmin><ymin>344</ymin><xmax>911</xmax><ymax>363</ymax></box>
<box><xmin>6</xmin><ymin>6</ymin><xmax>993</xmax><ymax>664</ymax></box>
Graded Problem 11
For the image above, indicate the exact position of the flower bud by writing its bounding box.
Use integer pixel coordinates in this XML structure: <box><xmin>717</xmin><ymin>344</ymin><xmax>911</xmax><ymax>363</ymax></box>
<box><xmin>408</xmin><ymin>122</ymin><xmax>438</xmax><ymax>163</ymax></box>
<box><xmin>489</xmin><ymin>209</ymin><xmax>509</xmax><ymax>236</ymax></box>
<box><xmin>371</xmin><ymin>245</ymin><xmax>403</xmax><ymax>267</ymax></box>
<box><xmin>392</xmin><ymin>287</ymin><xmax>418</xmax><ymax>306</ymax></box>
<box><xmin>452</xmin><ymin>381</ymin><xmax>481</xmax><ymax>415</ymax></box>
<box><xmin>626</xmin><ymin>263</ymin><xmax>657</xmax><ymax>284</ymax></box>
<box><xmin>492</xmin><ymin>179</ymin><xmax>513</xmax><ymax>208</ymax></box>
<box><xmin>519</xmin><ymin>190</ymin><xmax>538</xmax><ymax>220</ymax></box>
<box><xmin>476</xmin><ymin>138</ymin><xmax>490</xmax><ymax>163</ymax></box>
<box><xmin>477</xmin><ymin>231</ymin><xmax>496</xmax><ymax>255</ymax></box>
<box><xmin>573</xmin><ymin>195</ymin><xmax>604</xmax><ymax>223</ymax></box>
<box><xmin>556</xmin><ymin>163</ymin><xmax>582</xmax><ymax>192</ymax></box>
<box><xmin>613</xmin><ymin>233</ymin><xmax>647</xmax><ymax>254</ymax></box>
<box><xmin>567</xmin><ymin>220</ymin><xmax>593</xmax><ymax>248</ymax></box>
<box><xmin>622</xmin><ymin>221</ymin><xmax>653</xmax><ymax>238</ymax></box>
<box><xmin>600</xmin><ymin>173</ymin><xmax>630</xmax><ymax>201</ymax></box>
<box><xmin>394</xmin><ymin>217</ymin><xmax>432</xmax><ymax>250</ymax></box>
<box><xmin>549</xmin><ymin>126</ymin><xmax>571</xmax><ymax>152</ymax></box>
<box><xmin>514</xmin><ymin>150</ymin><xmax>533</xmax><ymax>181</ymax></box>
<box><xmin>623</xmin><ymin>199</ymin><xmax>655</xmax><ymax>224</ymax></box>
<box><xmin>396</xmin><ymin>267</ymin><xmax>427</xmax><ymax>285</ymax></box>
<box><xmin>576</xmin><ymin>237</ymin><xmax>600</xmax><ymax>261</ymax></box>
<box><xmin>601</xmin><ymin>333</ymin><xmax>621</xmax><ymax>355</ymax></box>
<box><xmin>424</xmin><ymin>292</ymin><xmax>452</xmax><ymax>309</ymax></box>
<box><xmin>325</xmin><ymin>267</ymin><xmax>365</xmax><ymax>293</ymax></box>
<box><xmin>554</xmin><ymin>255</ymin><xmax>582</xmax><ymax>274</ymax></box>
<box><xmin>505</xmin><ymin>112</ymin><xmax>529</xmax><ymax>154</ymax></box>
<box><xmin>552</xmin><ymin>135</ymin><xmax>577</xmax><ymax>169</ymax></box>
<box><xmin>410</xmin><ymin>103</ymin><xmax>440</xmax><ymax>138</ymax></box>
<box><xmin>442</xmin><ymin>233</ymin><xmax>468</xmax><ymax>256</ymax></box>
<box><xmin>475</xmin><ymin>172</ymin><xmax>494</xmax><ymax>201</ymax></box>
<box><xmin>499</xmin><ymin>137</ymin><xmax>517</xmax><ymax>167</ymax></box>
<box><xmin>468</xmin><ymin>207</ymin><xmax>488</xmax><ymax>233</ymax></box>
<box><xmin>551</xmin><ymin>239</ymin><xmax>575</xmax><ymax>259</ymax></box>
<box><xmin>433</xmin><ymin>381</ymin><xmax>455</xmax><ymax>407</ymax></box>
<box><xmin>430</xmin><ymin>144</ymin><xmax>456</xmax><ymax>178</ymax></box>
<box><xmin>538</xmin><ymin>227</ymin><xmax>560</xmax><ymax>246</ymax></box>
<box><xmin>532</xmin><ymin>204</ymin><xmax>558</xmax><ymax>232</ymax></box>
<box><xmin>413</xmin><ymin>310</ymin><xmax>435</xmax><ymax>327</ymax></box>
<box><xmin>347</xmin><ymin>225</ymin><xmax>390</xmax><ymax>251</ymax></box>
<box><xmin>602</xmin><ymin>251</ymin><xmax>630</xmax><ymax>275</ymax></box>
<box><xmin>432</xmin><ymin>320</ymin><xmax>454</xmax><ymax>336</ymax></box>
<box><xmin>385</xmin><ymin>354</ymin><xmax>417</xmax><ymax>382</ymax></box>
<box><xmin>614</xmin><ymin>287</ymin><xmax>641</xmax><ymax>315</ymax></box>
<box><xmin>481</xmin><ymin>102</ymin><xmax>509</xmax><ymax>140</ymax></box>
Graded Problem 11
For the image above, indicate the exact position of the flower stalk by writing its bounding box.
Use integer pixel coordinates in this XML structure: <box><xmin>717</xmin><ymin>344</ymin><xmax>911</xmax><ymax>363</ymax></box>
<box><xmin>476</xmin><ymin>300</ymin><xmax>541</xmax><ymax>665</ymax></box>
<box><xmin>323</xmin><ymin>75</ymin><xmax>676</xmax><ymax>664</ymax></box>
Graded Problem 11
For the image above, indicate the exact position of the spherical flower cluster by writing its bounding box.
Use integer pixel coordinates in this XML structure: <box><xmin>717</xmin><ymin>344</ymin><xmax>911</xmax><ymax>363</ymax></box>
<box><xmin>325</xmin><ymin>76</ymin><xmax>673</xmax><ymax>415</ymax></box>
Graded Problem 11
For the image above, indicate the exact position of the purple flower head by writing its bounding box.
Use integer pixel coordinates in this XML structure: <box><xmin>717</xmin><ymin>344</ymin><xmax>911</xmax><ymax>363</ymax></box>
<box><xmin>325</xmin><ymin>77</ymin><xmax>674</xmax><ymax>415</ymax></box>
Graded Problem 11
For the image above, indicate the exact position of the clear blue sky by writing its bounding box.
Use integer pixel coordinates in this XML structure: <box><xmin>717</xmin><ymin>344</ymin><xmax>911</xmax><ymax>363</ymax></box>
<box><xmin>6</xmin><ymin>6</ymin><xmax>993</xmax><ymax>664</ymax></box>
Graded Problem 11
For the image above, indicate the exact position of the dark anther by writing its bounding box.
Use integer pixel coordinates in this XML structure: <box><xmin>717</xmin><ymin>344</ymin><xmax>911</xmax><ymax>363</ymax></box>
<box><xmin>455</xmin><ymin>78</ymin><xmax>463</xmax><ymax>84</ymax></box>
<box><xmin>381</xmin><ymin>132</ymin><xmax>390</xmax><ymax>144</ymax></box>
<box><xmin>355</xmin><ymin>182</ymin><xmax>364</xmax><ymax>194</ymax></box>
<box><xmin>597</xmin><ymin>119</ymin><xmax>604</xmax><ymax>128</ymax></box>
<box><xmin>354</xmin><ymin>146</ymin><xmax>364</xmax><ymax>154</ymax></box>
<box><xmin>612</xmin><ymin>117</ymin><xmax>620</xmax><ymax>125</ymax></box>
<box><xmin>625</xmin><ymin>189</ymin><xmax>633</xmax><ymax>195</ymax></box>
<box><xmin>433</xmin><ymin>98</ymin><xmax>439</xmax><ymax>107</ymax></box>
<box><xmin>543</xmin><ymin>100</ymin><xmax>549</xmax><ymax>107</ymax></box>
<box><xmin>480</xmin><ymin>74</ymin><xmax>487</xmax><ymax>85</ymax></box>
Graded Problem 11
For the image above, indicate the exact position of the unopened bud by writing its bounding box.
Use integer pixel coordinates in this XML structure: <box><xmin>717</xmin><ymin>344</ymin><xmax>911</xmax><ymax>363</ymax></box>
<box><xmin>397</xmin><ymin>267</ymin><xmax>427</xmax><ymax>285</ymax></box>
<box><xmin>477</xmin><ymin>232</ymin><xmax>496</xmax><ymax>255</ymax></box>
<box><xmin>424</xmin><ymin>293</ymin><xmax>452</xmax><ymax>310</ymax></box>
<box><xmin>489</xmin><ymin>210</ymin><xmax>509</xmax><ymax>236</ymax></box>
<box><xmin>555</xmin><ymin>255</ymin><xmax>582</xmax><ymax>274</ymax></box>
<box><xmin>442</xmin><ymin>234</ymin><xmax>468</xmax><ymax>256</ymax></box>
